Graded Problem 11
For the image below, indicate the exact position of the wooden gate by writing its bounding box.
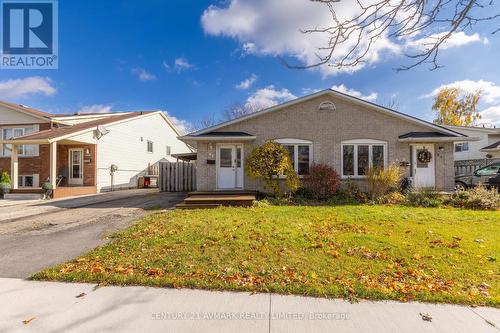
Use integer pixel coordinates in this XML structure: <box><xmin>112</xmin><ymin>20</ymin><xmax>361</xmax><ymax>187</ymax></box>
<box><xmin>159</xmin><ymin>162</ymin><xmax>196</xmax><ymax>192</ymax></box>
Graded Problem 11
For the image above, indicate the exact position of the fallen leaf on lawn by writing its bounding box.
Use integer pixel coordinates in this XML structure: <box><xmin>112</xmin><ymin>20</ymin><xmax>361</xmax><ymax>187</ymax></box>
<box><xmin>22</xmin><ymin>317</ymin><xmax>36</xmax><ymax>325</ymax></box>
<box><xmin>474</xmin><ymin>239</ymin><xmax>484</xmax><ymax>243</ymax></box>
<box><xmin>452</xmin><ymin>236</ymin><xmax>462</xmax><ymax>241</ymax></box>
<box><xmin>487</xmin><ymin>256</ymin><xmax>496</xmax><ymax>262</ymax></box>
<box><xmin>75</xmin><ymin>292</ymin><xmax>86</xmax><ymax>298</ymax></box>
<box><xmin>419</xmin><ymin>313</ymin><xmax>432</xmax><ymax>322</ymax></box>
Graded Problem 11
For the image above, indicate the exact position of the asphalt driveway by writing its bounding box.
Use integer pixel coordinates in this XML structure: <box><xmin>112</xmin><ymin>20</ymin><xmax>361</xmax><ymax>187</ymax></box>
<box><xmin>0</xmin><ymin>190</ymin><xmax>185</xmax><ymax>278</ymax></box>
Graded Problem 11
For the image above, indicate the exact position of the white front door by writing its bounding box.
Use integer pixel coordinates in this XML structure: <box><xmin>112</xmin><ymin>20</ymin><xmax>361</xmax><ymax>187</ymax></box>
<box><xmin>68</xmin><ymin>149</ymin><xmax>84</xmax><ymax>185</ymax></box>
<box><xmin>412</xmin><ymin>144</ymin><xmax>435</xmax><ymax>188</ymax></box>
<box><xmin>217</xmin><ymin>144</ymin><xmax>243</xmax><ymax>189</ymax></box>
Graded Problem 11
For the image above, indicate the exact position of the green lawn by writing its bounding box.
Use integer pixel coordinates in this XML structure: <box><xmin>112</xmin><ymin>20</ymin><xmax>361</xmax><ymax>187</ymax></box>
<box><xmin>33</xmin><ymin>205</ymin><xmax>500</xmax><ymax>307</ymax></box>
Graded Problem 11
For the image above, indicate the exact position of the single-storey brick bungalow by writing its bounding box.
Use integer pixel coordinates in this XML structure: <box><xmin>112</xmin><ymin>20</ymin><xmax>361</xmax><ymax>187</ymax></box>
<box><xmin>179</xmin><ymin>89</ymin><xmax>477</xmax><ymax>193</ymax></box>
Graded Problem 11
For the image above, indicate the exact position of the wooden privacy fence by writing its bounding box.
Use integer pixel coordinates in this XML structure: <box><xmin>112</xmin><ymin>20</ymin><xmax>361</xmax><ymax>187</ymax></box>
<box><xmin>159</xmin><ymin>162</ymin><xmax>196</xmax><ymax>192</ymax></box>
<box><xmin>454</xmin><ymin>158</ymin><xmax>500</xmax><ymax>176</ymax></box>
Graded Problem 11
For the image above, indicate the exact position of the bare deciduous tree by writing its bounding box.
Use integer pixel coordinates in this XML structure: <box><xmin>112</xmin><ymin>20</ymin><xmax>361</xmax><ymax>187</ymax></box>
<box><xmin>190</xmin><ymin>114</ymin><xmax>219</xmax><ymax>131</ymax></box>
<box><xmin>285</xmin><ymin>0</ymin><xmax>499</xmax><ymax>71</ymax></box>
<box><xmin>221</xmin><ymin>102</ymin><xmax>262</xmax><ymax>121</ymax></box>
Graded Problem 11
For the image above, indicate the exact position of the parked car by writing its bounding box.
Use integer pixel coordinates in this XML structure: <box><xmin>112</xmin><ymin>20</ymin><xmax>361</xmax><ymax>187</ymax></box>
<box><xmin>455</xmin><ymin>162</ymin><xmax>500</xmax><ymax>190</ymax></box>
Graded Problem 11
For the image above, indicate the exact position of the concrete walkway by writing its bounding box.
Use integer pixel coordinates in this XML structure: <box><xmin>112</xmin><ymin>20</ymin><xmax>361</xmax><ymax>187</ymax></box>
<box><xmin>0</xmin><ymin>279</ymin><xmax>498</xmax><ymax>333</ymax></box>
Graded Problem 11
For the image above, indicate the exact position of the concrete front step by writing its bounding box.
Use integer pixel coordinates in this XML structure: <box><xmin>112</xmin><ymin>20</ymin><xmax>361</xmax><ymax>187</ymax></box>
<box><xmin>177</xmin><ymin>192</ymin><xmax>256</xmax><ymax>209</ymax></box>
<box><xmin>4</xmin><ymin>193</ymin><xmax>43</xmax><ymax>200</ymax></box>
<box><xmin>175</xmin><ymin>203</ymin><xmax>222</xmax><ymax>209</ymax></box>
<box><xmin>188</xmin><ymin>191</ymin><xmax>258</xmax><ymax>196</ymax></box>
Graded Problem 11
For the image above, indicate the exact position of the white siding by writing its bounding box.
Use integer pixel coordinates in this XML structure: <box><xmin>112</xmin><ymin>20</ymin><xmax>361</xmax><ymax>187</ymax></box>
<box><xmin>450</xmin><ymin>128</ymin><xmax>494</xmax><ymax>161</ymax></box>
<box><xmin>0</xmin><ymin>105</ymin><xmax>48</xmax><ymax>124</ymax></box>
<box><xmin>52</xmin><ymin>114</ymin><xmax>127</xmax><ymax>125</ymax></box>
<box><xmin>95</xmin><ymin>113</ymin><xmax>190</xmax><ymax>191</ymax></box>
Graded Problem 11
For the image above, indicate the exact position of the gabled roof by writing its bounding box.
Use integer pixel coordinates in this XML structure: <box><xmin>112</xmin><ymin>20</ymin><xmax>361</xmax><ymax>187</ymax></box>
<box><xmin>3</xmin><ymin>111</ymin><xmax>180</xmax><ymax>144</ymax></box>
<box><xmin>481</xmin><ymin>140</ymin><xmax>500</xmax><ymax>151</ymax></box>
<box><xmin>444</xmin><ymin>125</ymin><xmax>500</xmax><ymax>134</ymax></box>
<box><xmin>0</xmin><ymin>100</ymin><xmax>53</xmax><ymax>121</ymax></box>
<box><xmin>192</xmin><ymin>131</ymin><xmax>254</xmax><ymax>137</ymax></box>
<box><xmin>186</xmin><ymin>89</ymin><xmax>465</xmax><ymax>138</ymax></box>
<box><xmin>399</xmin><ymin>132</ymin><xmax>454</xmax><ymax>139</ymax></box>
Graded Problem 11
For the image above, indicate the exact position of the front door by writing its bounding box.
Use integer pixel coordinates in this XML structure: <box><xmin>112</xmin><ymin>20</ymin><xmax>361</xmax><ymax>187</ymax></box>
<box><xmin>68</xmin><ymin>149</ymin><xmax>83</xmax><ymax>185</ymax></box>
<box><xmin>217</xmin><ymin>144</ymin><xmax>243</xmax><ymax>189</ymax></box>
<box><xmin>412</xmin><ymin>144</ymin><xmax>435</xmax><ymax>188</ymax></box>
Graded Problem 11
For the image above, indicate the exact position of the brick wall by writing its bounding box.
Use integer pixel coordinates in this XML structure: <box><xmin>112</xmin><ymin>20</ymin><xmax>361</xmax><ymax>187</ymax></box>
<box><xmin>0</xmin><ymin>142</ymin><xmax>96</xmax><ymax>187</ymax></box>
<box><xmin>56</xmin><ymin>144</ymin><xmax>96</xmax><ymax>186</ymax></box>
<box><xmin>195</xmin><ymin>94</ymin><xmax>456</xmax><ymax>192</ymax></box>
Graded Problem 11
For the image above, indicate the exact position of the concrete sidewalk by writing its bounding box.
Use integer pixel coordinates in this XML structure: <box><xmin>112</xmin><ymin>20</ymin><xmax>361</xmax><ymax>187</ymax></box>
<box><xmin>0</xmin><ymin>278</ymin><xmax>498</xmax><ymax>333</ymax></box>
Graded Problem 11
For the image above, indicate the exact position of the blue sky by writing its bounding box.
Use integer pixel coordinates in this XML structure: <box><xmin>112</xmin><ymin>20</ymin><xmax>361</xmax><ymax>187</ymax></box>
<box><xmin>1</xmin><ymin>0</ymin><xmax>500</xmax><ymax>133</ymax></box>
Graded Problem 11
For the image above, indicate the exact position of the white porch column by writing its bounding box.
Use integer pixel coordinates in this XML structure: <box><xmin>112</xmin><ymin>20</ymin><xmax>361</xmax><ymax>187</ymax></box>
<box><xmin>49</xmin><ymin>142</ymin><xmax>57</xmax><ymax>189</ymax></box>
<box><xmin>10</xmin><ymin>144</ymin><xmax>19</xmax><ymax>189</ymax></box>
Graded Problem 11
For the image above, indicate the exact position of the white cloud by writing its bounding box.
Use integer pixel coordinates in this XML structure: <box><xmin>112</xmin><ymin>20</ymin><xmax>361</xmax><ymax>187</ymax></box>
<box><xmin>174</xmin><ymin>57</ymin><xmax>195</xmax><ymax>72</ymax></box>
<box><xmin>331</xmin><ymin>84</ymin><xmax>378</xmax><ymax>101</ymax></box>
<box><xmin>427</xmin><ymin>80</ymin><xmax>500</xmax><ymax>104</ymax></box>
<box><xmin>201</xmin><ymin>0</ymin><xmax>400</xmax><ymax>76</ymax></box>
<box><xmin>0</xmin><ymin>76</ymin><xmax>56</xmax><ymax>99</ymax></box>
<box><xmin>131</xmin><ymin>68</ymin><xmax>157</xmax><ymax>81</ymax></box>
<box><xmin>77</xmin><ymin>104</ymin><xmax>113</xmax><ymax>114</ymax></box>
<box><xmin>163</xmin><ymin>58</ymin><xmax>196</xmax><ymax>73</ymax></box>
<box><xmin>163</xmin><ymin>111</ymin><xmax>193</xmax><ymax>135</ymax></box>
<box><xmin>245</xmin><ymin>85</ymin><xmax>296</xmax><ymax>111</ymax></box>
<box><xmin>406</xmin><ymin>31</ymin><xmax>487</xmax><ymax>51</ymax></box>
<box><xmin>201</xmin><ymin>1</ymin><xmax>487</xmax><ymax>76</ymax></box>
<box><xmin>480</xmin><ymin>106</ymin><xmax>500</xmax><ymax>126</ymax></box>
<box><xmin>236</xmin><ymin>74</ymin><xmax>257</xmax><ymax>89</ymax></box>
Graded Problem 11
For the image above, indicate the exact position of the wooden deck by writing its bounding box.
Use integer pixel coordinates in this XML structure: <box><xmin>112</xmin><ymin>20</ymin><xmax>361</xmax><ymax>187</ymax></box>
<box><xmin>176</xmin><ymin>191</ymin><xmax>257</xmax><ymax>209</ymax></box>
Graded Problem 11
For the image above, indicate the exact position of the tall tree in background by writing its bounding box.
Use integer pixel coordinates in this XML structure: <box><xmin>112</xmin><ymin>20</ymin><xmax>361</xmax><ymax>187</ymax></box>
<box><xmin>432</xmin><ymin>87</ymin><xmax>482</xmax><ymax>126</ymax></box>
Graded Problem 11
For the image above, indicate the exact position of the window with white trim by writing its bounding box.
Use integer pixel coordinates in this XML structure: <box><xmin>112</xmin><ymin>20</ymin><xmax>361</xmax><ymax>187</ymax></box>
<box><xmin>147</xmin><ymin>141</ymin><xmax>154</xmax><ymax>153</ymax></box>
<box><xmin>1</xmin><ymin>127</ymin><xmax>36</xmax><ymax>157</ymax></box>
<box><xmin>341</xmin><ymin>140</ymin><xmax>387</xmax><ymax>177</ymax></box>
<box><xmin>18</xmin><ymin>175</ymin><xmax>35</xmax><ymax>187</ymax></box>
<box><xmin>275</xmin><ymin>139</ymin><xmax>313</xmax><ymax>176</ymax></box>
<box><xmin>166</xmin><ymin>145</ymin><xmax>171</xmax><ymax>156</ymax></box>
<box><xmin>454</xmin><ymin>142</ymin><xmax>469</xmax><ymax>152</ymax></box>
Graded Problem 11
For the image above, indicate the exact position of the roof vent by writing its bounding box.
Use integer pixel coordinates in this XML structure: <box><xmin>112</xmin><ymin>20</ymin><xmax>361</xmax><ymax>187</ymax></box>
<box><xmin>319</xmin><ymin>101</ymin><xmax>336</xmax><ymax>111</ymax></box>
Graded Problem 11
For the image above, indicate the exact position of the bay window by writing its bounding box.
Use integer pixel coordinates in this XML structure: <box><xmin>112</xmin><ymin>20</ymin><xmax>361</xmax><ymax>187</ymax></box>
<box><xmin>341</xmin><ymin>140</ymin><xmax>387</xmax><ymax>177</ymax></box>
<box><xmin>275</xmin><ymin>139</ymin><xmax>313</xmax><ymax>176</ymax></box>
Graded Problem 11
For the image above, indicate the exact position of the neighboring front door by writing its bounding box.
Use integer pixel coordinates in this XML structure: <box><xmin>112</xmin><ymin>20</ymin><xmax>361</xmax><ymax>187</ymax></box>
<box><xmin>217</xmin><ymin>144</ymin><xmax>243</xmax><ymax>189</ymax></box>
<box><xmin>412</xmin><ymin>144</ymin><xmax>435</xmax><ymax>188</ymax></box>
<box><xmin>68</xmin><ymin>149</ymin><xmax>84</xmax><ymax>185</ymax></box>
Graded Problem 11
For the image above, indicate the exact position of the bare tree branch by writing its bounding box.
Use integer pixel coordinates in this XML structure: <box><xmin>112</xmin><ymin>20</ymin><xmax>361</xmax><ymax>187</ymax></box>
<box><xmin>284</xmin><ymin>0</ymin><xmax>499</xmax><ymax>71</ymax></box>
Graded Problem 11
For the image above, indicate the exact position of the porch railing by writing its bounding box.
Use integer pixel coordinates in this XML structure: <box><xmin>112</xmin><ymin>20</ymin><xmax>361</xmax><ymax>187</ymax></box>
<box><xmin>159</xmin><ymin>161</ymin><xmax>196</xmax><ymax>192</ymax></box>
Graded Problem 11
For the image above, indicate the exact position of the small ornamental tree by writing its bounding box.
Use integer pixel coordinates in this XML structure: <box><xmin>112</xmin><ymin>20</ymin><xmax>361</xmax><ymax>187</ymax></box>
<box><xmin>0</xmin><ymin>171</ymin><xmax>11</xmax><ymax>184</ymax></box>
<box><xmin>246</xmin><ymin>141</ymin><xmax>299</xmax><ymax>197</ymax></box>
<box><xmin>302</xmin><ymin>164</ymin><xmax>341</xmax><ymax>200</ymax></box>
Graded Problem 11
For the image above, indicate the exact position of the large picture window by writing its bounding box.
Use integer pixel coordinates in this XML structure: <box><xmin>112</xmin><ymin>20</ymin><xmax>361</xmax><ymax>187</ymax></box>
<box><xmin>275</xmin><ymin>139</ymin><xmax>313</xmax><ymax>176</ymax></box>
<box><xmin>341</xmin><ymin>140</ymin><xmax>387</xmax><ymax>178</ymax></box>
